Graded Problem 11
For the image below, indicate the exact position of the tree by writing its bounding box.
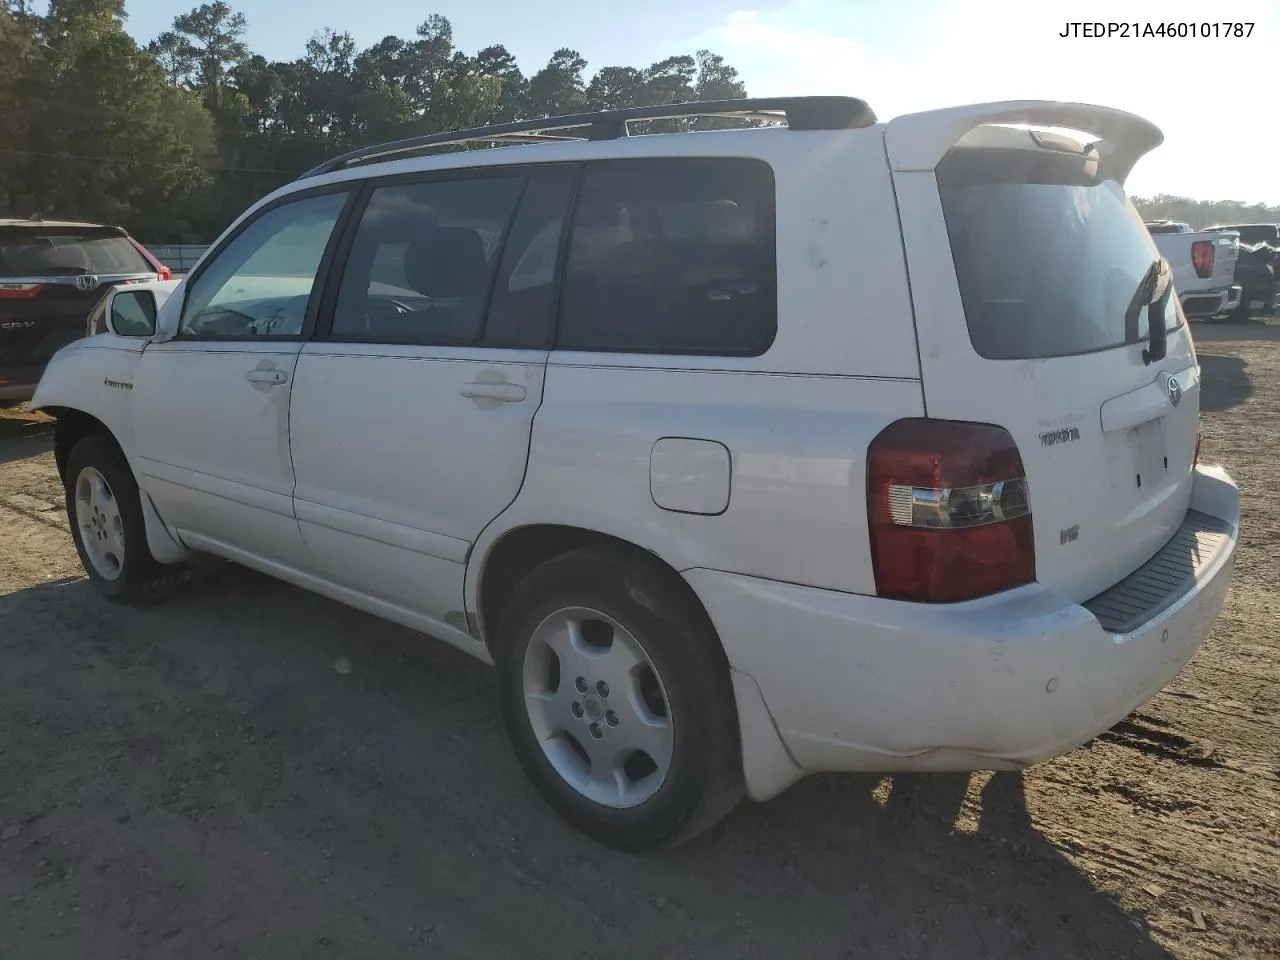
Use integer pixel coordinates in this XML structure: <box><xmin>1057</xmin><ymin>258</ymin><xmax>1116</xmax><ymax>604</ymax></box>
<box><xmin>690</xmin><ymin>50</ymin><xmax>751</xmax><ymax>130</ymax></box>
<box><xmin>524</xmin><ymin>48</ymin><xmax>587</xmax><ymax>118</ymax></box>
<box><xmin>0</xmin><ymin>5</ymin><xmax>41</xmax><ymax>212</ymax></box>
<box><xmin>147</xmin><ymin>31</ymin><xmax>194</xmax><ymax>84</ymax></box>
<box><xmin>694</xmin><ymin>49</ymin><xmax>747</xmax><ymax>101</ymax></box>
<box><xmin>0</xmin><ymin>0</ymin><xmax>212</xmax><ymax>234</ymax></box>
<box><xmin>169</xmin><ymin>1</ymin><xmax>248</xmax><ymax>108</ymax></box>
<box><xmin>475</xmin><ymin>44</ymin><xmax>525</xmax><ymax>122</ymax></box>
<box><xmin>586</xmin><ymin>66</ymin><xmax>645</xmax><ymax>111</ymax></box>
<box><xmin>399</xmin><ymin>14</ymin><xmax>455</xmax><ymax>116</ymax></box>
<box><xmin>4</xmin><ymin>1</ymin><xmax>760</xmax><ymax>238</ymax></box>
<box><xmin>227</xmin><ymin>54</ymin><xmax>281</xmax><ymax>132</ymax></box>
<box><xmin>642</xmin><ymin>55</ymin><xmax>696</xmax><ymax>105</ymax></box>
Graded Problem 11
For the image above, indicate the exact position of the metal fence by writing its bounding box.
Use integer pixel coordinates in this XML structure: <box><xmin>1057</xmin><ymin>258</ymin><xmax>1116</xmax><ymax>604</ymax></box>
<box><xmin>142</xmin><ymin>243</ymin><xmax>209</xmax><ymax>274</ymax></box>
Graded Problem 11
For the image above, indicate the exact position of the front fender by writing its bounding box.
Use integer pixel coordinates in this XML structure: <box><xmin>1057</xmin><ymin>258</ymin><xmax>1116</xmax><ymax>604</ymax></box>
<box><xmin>31</xmin><ymin>336</ymin><xmax>146</xmax><ymax>465</ymax></box>
<box><xmin>30</xmin><ymin>337</ymin><xmax>189</xmax><ymax>566</ymax></box>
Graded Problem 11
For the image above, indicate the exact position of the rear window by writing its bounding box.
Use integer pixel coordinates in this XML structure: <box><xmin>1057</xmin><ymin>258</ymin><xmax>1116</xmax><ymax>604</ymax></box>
<box><xmin>937</xmin><ymin>147</ymin><xmax>1180</xmax><ymax>361</ymax></box>
<box><xmin>1220</xmin><ymin>225</ymin><xmax>1278</xmax><ymax>246</ymax></box>
<box><xmin>0</xmin><ymin>230</ymin><xmax>151</xmax><ymax>276</ymax></box>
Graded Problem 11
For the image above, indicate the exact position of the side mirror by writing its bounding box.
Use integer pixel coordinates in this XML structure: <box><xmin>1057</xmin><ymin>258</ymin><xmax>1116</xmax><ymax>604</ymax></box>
<box><xmin>107</xmin><ymin>288</ymin><xmax>158</xmax><ymax>338</ymax></box>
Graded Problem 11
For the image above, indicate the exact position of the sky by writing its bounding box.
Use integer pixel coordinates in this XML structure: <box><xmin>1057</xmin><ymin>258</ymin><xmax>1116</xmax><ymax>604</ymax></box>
<box><xmin>121</xmin><ymin>0</ymin><xmax>1280</xmax><ymax>204</ymax></box>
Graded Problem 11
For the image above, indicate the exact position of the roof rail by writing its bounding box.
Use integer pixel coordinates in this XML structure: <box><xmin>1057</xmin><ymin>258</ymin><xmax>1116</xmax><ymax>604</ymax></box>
<box><xmin>296</xmin><ymin>96</ymin><xmax>876</xmax><ymax>180</ymax></box>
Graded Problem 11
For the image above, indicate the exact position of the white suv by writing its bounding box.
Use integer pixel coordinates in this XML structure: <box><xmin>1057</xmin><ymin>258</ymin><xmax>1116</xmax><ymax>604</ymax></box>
<box><xmin>31</xmin><ymin>97</ymin><xmax>1241</xmax><ymax>851</ymax></box>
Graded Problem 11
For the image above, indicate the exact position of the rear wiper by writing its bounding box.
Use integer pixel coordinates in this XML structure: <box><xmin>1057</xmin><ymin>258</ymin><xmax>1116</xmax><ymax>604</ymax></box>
<box><xmin>1125</xmin><ymin>258</ymin><xmax>1171</xmax><ymax>365</ymax></box>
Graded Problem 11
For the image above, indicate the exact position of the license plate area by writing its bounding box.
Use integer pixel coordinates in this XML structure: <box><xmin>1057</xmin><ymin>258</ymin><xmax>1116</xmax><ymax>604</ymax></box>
<box><xmin>1129</xmin><ymin>417</ymin><xmax>1168</xmax><ymax>492</ymax></box>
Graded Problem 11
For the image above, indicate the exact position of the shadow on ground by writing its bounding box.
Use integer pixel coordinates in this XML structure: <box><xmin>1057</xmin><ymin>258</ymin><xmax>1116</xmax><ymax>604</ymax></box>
<box><xmin>0</xmin><ymin>411</ymin><xmax>54</xmax><ymax>465</ymax></box>
<box><xmin>1190</xmin><ymin>316</ymin><xmax>1280</xmax><ymax>344</ymax></box>
<box><xmin>0</xmin><ymin>565</ymin><xmax>1174</xmax><ymax>959</ymax></box>
<box><xmin>1197</xmin><ymin>353</ymin><xmax>1252</xmax><ymax>413</ymax></box>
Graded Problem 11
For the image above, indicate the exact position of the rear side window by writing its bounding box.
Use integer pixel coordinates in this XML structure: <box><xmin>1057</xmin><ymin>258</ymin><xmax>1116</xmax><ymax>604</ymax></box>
<box><xmin>557</xmin><ymin>158</ymin><xmax>777</xmax><ymax>356</ymax></box>
<box><xmin>330</xmin><ymin>176</ymin><xmax>524</xmax><ymax>343</ymax></box>
<box><xmin>938</xmin><ymin>147</ymin><xmax>1181</xmax><ymax>361</ymax></box>
<box><xmin>0</xmin><ymin>230</ymin><xmax>151</xmax><ymax>276</ymax></box>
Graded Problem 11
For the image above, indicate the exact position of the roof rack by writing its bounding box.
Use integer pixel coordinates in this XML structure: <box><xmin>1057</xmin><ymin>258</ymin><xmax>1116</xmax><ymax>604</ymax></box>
<box><xmin>296</xmin><ymin>96</ymin><xmax>876</xmax><ymax>180</ymax></box>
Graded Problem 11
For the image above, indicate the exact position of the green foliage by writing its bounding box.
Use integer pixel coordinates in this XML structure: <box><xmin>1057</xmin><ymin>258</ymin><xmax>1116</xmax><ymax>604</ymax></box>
<box><xmin>0</xmin><ymin>2</ymin><xmax>214</xmax><ymax>239</ymax></box>
<box><xmin>0</xmin><ymin>4</ymin><xmax>760</xmax><ymax>238</ymax></box>
<box><xmin>1132</xmin><ymin>194</ymin><xmax>1280</xmax><ymax>230</ymax></box>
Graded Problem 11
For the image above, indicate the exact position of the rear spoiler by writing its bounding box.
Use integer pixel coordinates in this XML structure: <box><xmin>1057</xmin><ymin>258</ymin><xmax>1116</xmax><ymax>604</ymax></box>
<box><xmin>884</xmin><ymin>100</ymin><xmax>1163</xmax><ymax>183</ymax></box>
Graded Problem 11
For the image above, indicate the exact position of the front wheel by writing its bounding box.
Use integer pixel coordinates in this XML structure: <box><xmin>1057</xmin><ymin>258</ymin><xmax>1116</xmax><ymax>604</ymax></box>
<box><xmin>64</xmin><ymin>433</ymin><xmax>184</xmax><ymax>604</ymax></box>
<box><xmin>494</xmin><ymin>546</ymin><xmax>743</xmax><ymax>851</ymax></box>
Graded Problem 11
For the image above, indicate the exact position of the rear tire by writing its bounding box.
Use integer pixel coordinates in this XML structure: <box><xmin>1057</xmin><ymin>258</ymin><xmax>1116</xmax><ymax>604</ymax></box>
<box><xmin>493</xmin><ymin>546</ymin><xmax>743</xmax><ymax>852</ymax></box>
<box><xmin>64</xmin><ymin>433</ymin><xmax>184</xmax><ymax>604</ymax></box>
<box><xmin>1262</xmin><ymin>279</ymin><xmax>1278</xmax><ymax>315</ymax></box>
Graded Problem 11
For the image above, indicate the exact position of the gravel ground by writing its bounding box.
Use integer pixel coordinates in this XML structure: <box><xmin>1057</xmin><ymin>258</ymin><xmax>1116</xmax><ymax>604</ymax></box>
<box><xmin>0</xmin><ymin>322</ymin><xmax>1276</xmax><ymax>960</ymax></box>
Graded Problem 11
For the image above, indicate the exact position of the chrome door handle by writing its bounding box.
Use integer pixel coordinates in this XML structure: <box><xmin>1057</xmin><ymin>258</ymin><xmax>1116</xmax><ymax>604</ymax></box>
<box><xmin>245</xmin><ymin>368</ymin><xmax>288</xmax><ymax>385</ymax></box>
<box><xmin>460</xmin><ymin>381</ymin><xmax>526</xmax><ymax>403</ymax></box>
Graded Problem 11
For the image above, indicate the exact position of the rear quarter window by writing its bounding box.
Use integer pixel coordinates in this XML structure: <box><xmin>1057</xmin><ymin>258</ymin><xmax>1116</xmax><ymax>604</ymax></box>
<box><xmin>937</xmin><ymin>147</ymin><xmax>1181</xmax><ymax>361</ymax></box>
<box><xmin>556</xmin><ymin>157</ymin><xmax>777</xmax><ymax>357</ymax></box>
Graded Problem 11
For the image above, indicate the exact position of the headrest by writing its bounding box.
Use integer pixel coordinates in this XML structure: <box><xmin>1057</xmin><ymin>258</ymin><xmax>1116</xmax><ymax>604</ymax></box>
<box><xmin>403</xmin><ymin>226</ymin><xmax>488</xmax><ymax>298</ymax></box>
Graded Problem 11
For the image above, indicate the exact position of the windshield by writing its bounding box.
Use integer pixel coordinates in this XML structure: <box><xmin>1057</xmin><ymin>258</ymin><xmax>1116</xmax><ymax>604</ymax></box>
<box><xmin>0</xmin><ymin>229</ymin><xmax>152</xmax><ymax>276</ymax></box>
<box><xmin>937</xmin><ymin>147</ymin><xmax>1181</xmax><ymax>361</ymax></box>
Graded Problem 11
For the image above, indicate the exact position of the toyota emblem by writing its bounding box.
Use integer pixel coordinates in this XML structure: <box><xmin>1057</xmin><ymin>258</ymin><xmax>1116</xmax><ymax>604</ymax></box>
<box><xmin>75</xmin><ymin>275</ymin><xmax>99</xmax><ymax>292</ymax></box>
<box><xmin>1166</xmin><ymin>374</ymin><xmax>1182</xmax><ymax>407</ymax></box>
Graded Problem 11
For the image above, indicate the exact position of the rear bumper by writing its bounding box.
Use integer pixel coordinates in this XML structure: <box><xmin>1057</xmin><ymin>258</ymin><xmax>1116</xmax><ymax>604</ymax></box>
<box><xmin>689</xmin><ymin>465</ymin><xmax>1239</xmax><ymax>795</ymax></box>
<box><xmin>1181</xmin><ymin>286</ymin><xmax>1239</xmax><ymax>318</ymax></box>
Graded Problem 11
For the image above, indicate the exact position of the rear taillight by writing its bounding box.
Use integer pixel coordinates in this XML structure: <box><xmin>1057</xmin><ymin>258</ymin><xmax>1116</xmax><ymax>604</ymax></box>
<box><xmin>1191</xmin><ymin>240</ymin><xmax>1215</xmax><ymax>278</ymax></box>
<box><xmin>158</xmin><ymin>265</ymin><xmax>173</xmax><ymax>281</ymax></box>
<box><xmin>0</xmin><ymin>283</ymin><xmax>43</xmax><ymax>299</ymax></box>
<box><xmin>867</xmin><ymin>419</ymin><xmax>1035</xmax><ymax>603</ymax></box>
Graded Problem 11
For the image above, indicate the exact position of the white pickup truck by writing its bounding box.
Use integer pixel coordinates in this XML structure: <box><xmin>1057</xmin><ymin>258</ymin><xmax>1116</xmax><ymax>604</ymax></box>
<box><xmin>1144</xmin><ymin>220</ymin><xmax>1241</xmax><ymax>320</ymax></box>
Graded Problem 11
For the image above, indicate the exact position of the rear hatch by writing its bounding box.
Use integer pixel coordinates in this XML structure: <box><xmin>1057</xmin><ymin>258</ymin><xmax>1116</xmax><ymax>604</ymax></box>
<box><xmin>1</xmin><ymin>224</ymin><xmax>157</xmax><ymax>380</ymax></box>
<box><xmin>895</xmin><ymin>124</ymin><xmax>1199</xmax><ymax>604</ymax></box>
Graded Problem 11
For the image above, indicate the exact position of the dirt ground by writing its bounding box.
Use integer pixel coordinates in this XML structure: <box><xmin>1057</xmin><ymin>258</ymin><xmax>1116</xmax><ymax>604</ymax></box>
<box><xmin>0</xmin><ymin>323</ymin><xmax>1277</xmax><ymax>960</ymax></box>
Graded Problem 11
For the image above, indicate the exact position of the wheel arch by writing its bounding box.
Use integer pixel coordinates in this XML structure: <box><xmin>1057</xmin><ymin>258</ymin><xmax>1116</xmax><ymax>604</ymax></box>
<box><xmin>46</xmin><ymin>405</ymin><xmax>188</xmax><ymax>565</ymax></box>
<box><xmin>473</xmin><ymin>520</ymin><xmax>804</xmax><ymax>808</ymax></box>
<box><xmin>48</xmin><ymin>406</ymin><xmax>114</xmax><ymax>483</ymax></box>
<box><xmin>472</xmin><ymin>523</ymin><xmax>719</xmax><ymax>655</ymax></box>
